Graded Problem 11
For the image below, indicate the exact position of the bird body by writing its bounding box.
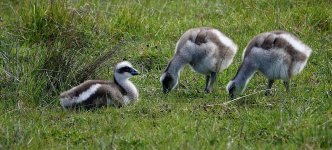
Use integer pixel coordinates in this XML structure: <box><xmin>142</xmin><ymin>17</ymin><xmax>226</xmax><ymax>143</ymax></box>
<box><xmin>227</xmin><ymin>31</ymin><xmax>312</xmax><ymax>98</ymax></box>
<box><xmin>160</xmin><ymin>27</ymin><xmax>238</xmax><ymax>93</ymax></box>
<box><xmin>60</xmin><ymin>61</ymin><xmax>139</xmax><ymax>109</ymax></box>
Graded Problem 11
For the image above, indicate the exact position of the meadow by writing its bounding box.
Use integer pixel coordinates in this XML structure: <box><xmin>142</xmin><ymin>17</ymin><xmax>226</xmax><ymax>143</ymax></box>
<box><xmin>0</xmin><ymin>0</ymin><xmax>331</xmax><ymax>149</ymax></box>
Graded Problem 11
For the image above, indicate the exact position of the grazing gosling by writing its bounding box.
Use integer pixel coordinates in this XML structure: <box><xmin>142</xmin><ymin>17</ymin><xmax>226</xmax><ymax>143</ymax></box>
<box><xmin>160</xmin><ymin>27</ymin><xmax>238</xmax><ymax>93</ymax></box>
<box><xmin>60</xmin><ymin>61</ymin><xmax>139</xmax><ymax>109</ymax></box>
<box><xmin>227</xmin><ymin>31</ymin><xmax>312</xmax><ymax>98</ymax></box>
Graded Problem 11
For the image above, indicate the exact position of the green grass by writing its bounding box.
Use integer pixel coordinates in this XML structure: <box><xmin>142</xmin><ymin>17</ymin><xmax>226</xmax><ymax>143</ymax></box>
<box><xmin>1</xmin><ymin>0</ymin><xmax>331</xmax><ymax>149</ymax></box>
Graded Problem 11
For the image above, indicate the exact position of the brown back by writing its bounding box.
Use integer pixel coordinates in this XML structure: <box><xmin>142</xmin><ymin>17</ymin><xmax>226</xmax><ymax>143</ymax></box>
<box><xmin>60</xmin><ymin>80</ymin><xmax>112</xmax><ymax>98</ymax></box>
<box><xmin>243</xmin><ymin>31</ymin><xmax>307</xmax><ymax>62</ymax></box>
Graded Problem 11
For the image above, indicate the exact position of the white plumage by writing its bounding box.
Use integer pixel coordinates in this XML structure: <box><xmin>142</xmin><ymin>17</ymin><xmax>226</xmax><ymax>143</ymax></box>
<box><xmin>160</xmin><ymin>27</ymin><xmax>238</xmax><ymax>93</ymax></box>
<box><xmin>60</xmin><ymin>61</ymin><xmax>139</xmax><ymax>109</ymax></box>
<box><xmin>227</xmin><ymin>31</ymin><xmax>312</xmax><ymax>98</ymax></box>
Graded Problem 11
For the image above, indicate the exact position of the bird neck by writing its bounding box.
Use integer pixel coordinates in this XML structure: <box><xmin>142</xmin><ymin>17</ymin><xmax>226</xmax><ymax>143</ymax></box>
<box><xmin>232</xmin><ymin>60</ymin><xmax>257</xmax><ymax>89</ymax></box>
<box><xmin>114</xmin><ymin>76</ymin><xmax>138</xmax><ymax>101</ymax></box>
<box><xmin>166</xmin><ymin>55</ymin><xmax>187</xmax><ymax>78</ymax></box>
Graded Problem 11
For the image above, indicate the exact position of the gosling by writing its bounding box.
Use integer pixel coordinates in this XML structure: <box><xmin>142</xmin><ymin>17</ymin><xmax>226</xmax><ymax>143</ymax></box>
<box><xmin>227</xmin><ymin>31</ymin><xmax>312</xmax><ymax>98</ymax></box>
<box><xmin>60</xmin><ymin>61</ymin><xmax>139</xmax><ymax>109</ymax></box>
<box><xmin>160</xmin><ymin>27</ymin><xmax>238</xmax><ymax>93</ymax></box>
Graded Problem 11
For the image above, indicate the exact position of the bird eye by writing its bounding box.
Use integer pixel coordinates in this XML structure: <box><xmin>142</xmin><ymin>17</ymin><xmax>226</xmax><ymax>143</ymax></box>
<box><xmin>118</xmin><ymin>66</ymin><xmax>132</xmax><ymax>73</ymax></box>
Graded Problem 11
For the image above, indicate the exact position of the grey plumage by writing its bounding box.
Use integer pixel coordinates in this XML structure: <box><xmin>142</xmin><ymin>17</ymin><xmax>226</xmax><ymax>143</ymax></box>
<box><xmin>227</xmin><ymin>31</ymin><xmax>312</xmax><ymax>98</ymax></box>
<box><xmin>60</xmin><ymin>61</ymin><xmax>139</xmax><ymax>109</ymax></box>
<box><xmin>160</xmin><ymin>27</ymin><xmax>238</xmax><ymax>93</ymax></box>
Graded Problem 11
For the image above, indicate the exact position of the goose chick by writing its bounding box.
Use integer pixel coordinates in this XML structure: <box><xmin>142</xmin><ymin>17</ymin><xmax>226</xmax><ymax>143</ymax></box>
<box><xmin>60</xmin><ymin>61</ymin><xmax>139</xmax><ymax>109</ymax></box>
<box><xmin>227</xmin><ymin>31</ymin><xmax>312</xmax><ymax>98</ymax></box>
<box><xmin>160</xmin><ymin>27</ymin><xmax>238</xmax><ymax>93</ymax></box>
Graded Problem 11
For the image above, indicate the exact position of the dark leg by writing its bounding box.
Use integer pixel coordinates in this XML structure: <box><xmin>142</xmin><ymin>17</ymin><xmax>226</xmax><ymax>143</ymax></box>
<box><xmin>283</xmin><ymin>81</ymin><xmax>290</xmax><ymax>93</ymax></box>
<box><xmin>205</xmin><ymin>72</ymin><xmax>217</xmax><ymax>93</ymax></box>
<box><xmin>205</xmin><ymin>75</ymin><xmax>210</xmax><ymax>92</ymax></box>
<box><xmin>265</xmin><ymin>79</ymin><xmax>274</xmax><ymax>96</ymax></box>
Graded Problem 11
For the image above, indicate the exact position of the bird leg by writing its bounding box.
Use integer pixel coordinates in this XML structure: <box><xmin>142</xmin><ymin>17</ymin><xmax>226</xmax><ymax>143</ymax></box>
<box><xmin>205</xmin><ymin>72</ymin><xmax>216</xmax><ymax>93</ymax></box>
<box><xmin>205</xmin><ymin>75</ymin><xmax>210</xmax><ymax>93</ymax></box>
<box><xmin>283</xmin><ymin>81</ymin><xmax>290</xmax><ymax>93</ymax></box>
<box><xmin>265</xmin><ymin>79</ymin><xmax>274</xmax><ymax>96</ymax></box>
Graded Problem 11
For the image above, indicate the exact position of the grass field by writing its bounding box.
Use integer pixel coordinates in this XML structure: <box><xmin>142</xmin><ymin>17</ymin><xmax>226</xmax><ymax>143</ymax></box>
<box><xmin>0</xmin><ymin>0</ymin><xmax>331</xmax><ymax>149</ymax></box>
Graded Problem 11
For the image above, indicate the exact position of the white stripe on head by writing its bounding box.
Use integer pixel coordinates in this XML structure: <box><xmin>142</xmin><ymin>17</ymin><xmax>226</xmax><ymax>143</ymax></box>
<box><xmin>160</xmin><ymin>73</ymin><xmax>166</xmax><ymax>83</ymax></box>
<box><xmin>226</xmin><ymin>80</ymin><xmax>234</xmax><ymax>93</ymax></box>
<box><xmin>241</xmin><ymin>46</ymin><xmax>247</xmax><ymax>60</ymax></box>
<box><xmin>116</xmin><ymin>61</ymin><xmax>133</xmax><ymax>70</ymax></box>
<box><xmin>210</xmin><ymin>29</ymin><xmax>238</xmax><ymax>52</ymax></box>
<box><xmin>115</xmin><ymin>61</ymin><xmax>137</xmax><ymax>81</ymax></box>
<box><xmin>279</xmin><ymin>33</ymin><xmax>312</xmax><ymax>57</ymax></box>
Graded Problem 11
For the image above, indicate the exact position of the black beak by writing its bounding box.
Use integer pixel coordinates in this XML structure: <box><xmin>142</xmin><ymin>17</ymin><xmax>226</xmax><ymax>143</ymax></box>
<box><xmin>229</xmin><ymin>93</ymin><xmax>234</xmax><ymax>99</ymax></box>
<box><xmin>163</xmin><ymin>88</ymin><xmax>170</xmax><ymax>94</ymax></box>
<box><xmin>130</xmin><ymin>69</ymin><xmax>139</xmax><ymax>75</ymax></box>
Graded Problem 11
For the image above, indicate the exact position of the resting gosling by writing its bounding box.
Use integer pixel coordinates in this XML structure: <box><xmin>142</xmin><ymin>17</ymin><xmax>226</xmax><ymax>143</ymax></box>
<box><xmin>60</xmin><ymin>61</ymin><xmax>139</xmax><ymax>109</ymax></box>
<box><xmin>227</xmin><ymin>31</ymin><xmax>312</xmax><ymax>98</ymax></box>
<box><xmin>160</xmin><ymin>27</ymin><xmax>238</xmax><ymax>93</ymax></box>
